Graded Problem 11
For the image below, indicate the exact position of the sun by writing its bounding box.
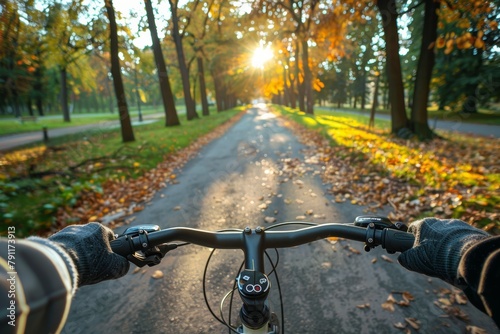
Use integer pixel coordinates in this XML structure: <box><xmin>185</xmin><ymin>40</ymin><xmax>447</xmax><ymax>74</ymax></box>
<box><xmin>251</xmin><ymin>45</ymin><xmax>273</xmax><ymax>69</ymax></box>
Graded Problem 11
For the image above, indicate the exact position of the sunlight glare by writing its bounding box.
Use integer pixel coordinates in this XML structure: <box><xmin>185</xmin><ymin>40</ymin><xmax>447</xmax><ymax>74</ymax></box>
<box><xmin>251</xmin><ymin>45</ymin><xmax>273</xmax><ymax>69</ymax></box>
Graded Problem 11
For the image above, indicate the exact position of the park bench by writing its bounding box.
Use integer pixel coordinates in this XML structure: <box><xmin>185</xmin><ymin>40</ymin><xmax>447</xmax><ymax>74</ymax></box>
<box><xmin>19</xmin><ymin>116</ymin><xmax>38</xmax><ymax>123</ymax></box>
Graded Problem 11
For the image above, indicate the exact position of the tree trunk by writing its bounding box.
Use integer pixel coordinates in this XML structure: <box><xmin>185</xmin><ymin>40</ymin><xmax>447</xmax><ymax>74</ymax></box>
<box><xmin>61</xmin><ymin>67</ymin><xmax>71</xmax><ymax>122</ymax></box>
<box><xmin>169</xmin><ymin>0</ymin><xmax>198</xmax><ymax>120</ymax></box>
<box><xmin>105</xmin><ymin>0</ymin><xmax>135</xmax><ymax>142</ymax></box>
<box><xmin>301</xmin><ymin>39</ymin><xmax>314</xmax><ymax>114</ymax></box>
<box><xmin>369</xmin><ymin>74</ymin><xmax>380</xmax><ymax>128</ymax></box>
<box><xmin>410</xmin><ymin>0</ymin><xmax>438</xmax><ymax>139</ymax></box>
<box><xmin>282</xmin><ymin>65</ymin><xmax>290</xmax><ymax>107</ymax></box>
<box><xmin>145</xmin><ymin>0</ymin><xmax>180</xmax><ymax>126</ymax></box>
<box><xmin>285</xmin><ymin>57</ymin><xmax>296</xmax><ymax>109</ymax></box>
<box><xmin>376</xmin><ymin>0</ymin><xmax>409</xmax><ymax>135</ymax></box>
<box><xmin>295</xmin><ymin>40</ymin><xmax>305</xmax><ymax>112</ymax></box>
<box><xmin>197</xmin><ymin>56</ymin><xmax>209</xmax><ymax>116</ymax></box>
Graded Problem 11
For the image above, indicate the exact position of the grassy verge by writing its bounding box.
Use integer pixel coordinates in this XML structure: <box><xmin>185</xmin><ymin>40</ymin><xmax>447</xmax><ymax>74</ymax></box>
<box><xmin>274</xmin><ymin>105</ymin><xmax>499</xmax><ymax>233</ymax></box>
<box><xmin>0</xmin><ymin>107</ymin><xmax>244</xmax><ymax>236</ymax></box>
<box><xmin>316</xmin><ymin>105</ymin><xmax>500</xmax><ymax>126</ymax></box>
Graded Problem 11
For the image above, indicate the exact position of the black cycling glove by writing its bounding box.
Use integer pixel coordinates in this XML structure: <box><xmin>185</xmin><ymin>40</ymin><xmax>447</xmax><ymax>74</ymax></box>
<box><xmin>397</xmin><ymin>218</ymin><xmax>489</xmax><ymax>286</ymax></box>
<box><xmin>31</xmin><ymin>223</ymin><xmax>129</xmax><ymax>288</ymax></box>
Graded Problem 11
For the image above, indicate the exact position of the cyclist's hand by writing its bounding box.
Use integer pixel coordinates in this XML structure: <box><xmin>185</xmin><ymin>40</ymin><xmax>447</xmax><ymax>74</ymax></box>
<box><xmin>46</xmin><ymin>223</ymin><xmax>130</xmax><ymax>287</ymax></box>
<box><xmin>397</xmin><ymin>218</ymin><xmax>489</xmax><ymax>286</ymax></box>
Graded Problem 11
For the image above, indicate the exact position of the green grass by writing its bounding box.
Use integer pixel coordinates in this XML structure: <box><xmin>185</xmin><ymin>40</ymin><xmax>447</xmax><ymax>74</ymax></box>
<box><xmin>0</xmin><ymin>107</ymin><xmax>244</xmax><ymax>236</ymax></box>
<box><xmin>316</xmin><ymin>104</ymin><xmax>500</xmax><ymax>126</ymax></box>
<box><xmin>0</xmin><ymin>106</ymin><xmax>170</xmax><ymax>136</ymax></box>
<box><xmin>274</xmin><ymin>104</ymin><xmax>499</xmax><ymax>231</ymax></box>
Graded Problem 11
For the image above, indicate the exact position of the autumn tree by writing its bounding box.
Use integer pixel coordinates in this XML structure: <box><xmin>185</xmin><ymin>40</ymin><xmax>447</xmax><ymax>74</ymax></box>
<box><xmin>434</xmin><ymin>0</ymin><xmax>499</xmax><ymax>114</ymax></box>
<box><xmin>167</xmin><ymin>0</ymin><xmax>199</xmax><ymax>120</ymax></box>
<box><xmin>375</xmin><ymin>0</ymin><xmax>410</xmax><ymax>135</ymax></box>
<box><xmin>44</xmin><ymin>1</ymin><xmax>99</xmax><ymax>122</ymax></box>
<box><xmin>184</xmin><ymin>0</ymin><xmax>215</xmax><ymax>116</ymax></box>
<box><xmin>104</xmin><ymin>0</ymin><xmax>135</xmax><ymax>142</ymax></box>
<box><xmin>409</xmin><ymin>0</ymin><xmax>438</xmax><ymax>139</ymax></box>
<box><xmin>144</xmin><ymin>0</ymin><xmax>180</xmax><ymax>126</ymax></box>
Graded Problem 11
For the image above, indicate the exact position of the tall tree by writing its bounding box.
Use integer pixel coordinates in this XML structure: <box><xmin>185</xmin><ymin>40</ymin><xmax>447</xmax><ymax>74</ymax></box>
<box><xmin>144</xmin><ymin>0</ymin><xmax>180</xmax><ymax>126</ymax></box>
<box><xmin>410</xmin><ymin>0</ymin><xmax>438</xmax><ymax>139</ymax></box>
<box><xmin>45</xmin><ymin>1</ymin><xmax>96</xmax><ymax>122</ymax></box>
<box><xmin>185</xmin><ymin>0</ymin><xmax>214</xmax><ymax>116</ymax></box>
<box><xmin>104</xmin><ymin>0</ymin><xmax>134</xmax><ymax>142</ymax></box>
<box><xmin>376</xmin><ymin>0</ymin><xmax>410</xmax><ymax>135</ymax></box>
<box><xmin>168</xmin><ymin>0</ymin><xmax>199</xmax><ymax>120</ymax></box>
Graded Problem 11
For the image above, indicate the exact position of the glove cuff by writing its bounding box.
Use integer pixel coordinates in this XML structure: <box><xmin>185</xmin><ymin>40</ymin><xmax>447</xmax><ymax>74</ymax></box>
<box><xmin>28</xmin><ymin>236</ymin><xmax>79</xmax><ymax>294</ymax></box>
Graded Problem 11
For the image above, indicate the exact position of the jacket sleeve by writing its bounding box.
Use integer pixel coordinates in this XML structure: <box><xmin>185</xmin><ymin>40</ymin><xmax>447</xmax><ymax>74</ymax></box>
<box><xmin>459</xmin><ymin>235</ymin><xmax>500</xmax><ymax>328</ymax></box>
<box><xmin>0</xmin><ymin>237</ymin><xmax>77</xmax><ymax>334</ymax></box>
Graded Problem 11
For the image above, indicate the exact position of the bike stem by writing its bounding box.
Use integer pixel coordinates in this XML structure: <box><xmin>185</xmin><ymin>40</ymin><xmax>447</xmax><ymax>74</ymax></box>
<box><xmin>237</xmin><ymin>227</ymin><xmax>273</xmax><ymax>332</ymax></box>
<box><xmin>242</xmin><ymin>226</ymin><xmax>266</xmax><ymax>272</ymax></box>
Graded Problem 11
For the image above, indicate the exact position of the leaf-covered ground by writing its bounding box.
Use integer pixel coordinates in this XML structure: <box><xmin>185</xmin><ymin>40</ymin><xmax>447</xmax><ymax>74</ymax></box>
<box><xmin>0</xmin><ymin>110</ymin><xmax>245</xmax><ymax>236</ymax></box>
<box><xmin>273</xmin><ymin>106</ymin><xmax>499</xmax><ymax>234</ymax></box>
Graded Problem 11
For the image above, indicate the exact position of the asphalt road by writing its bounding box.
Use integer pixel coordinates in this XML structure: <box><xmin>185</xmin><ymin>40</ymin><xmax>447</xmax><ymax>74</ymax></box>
<box><xmin>61</xmin><ymin>106</ymin><xmax>497</xmax><ymax>333</ymax></box>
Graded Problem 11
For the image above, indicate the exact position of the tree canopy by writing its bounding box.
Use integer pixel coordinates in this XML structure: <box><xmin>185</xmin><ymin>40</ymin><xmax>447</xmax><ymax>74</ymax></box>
<box><xmin>0</xmin><ymin>0</ymin><xmax>498</xmax><ymax>139</ymax></box>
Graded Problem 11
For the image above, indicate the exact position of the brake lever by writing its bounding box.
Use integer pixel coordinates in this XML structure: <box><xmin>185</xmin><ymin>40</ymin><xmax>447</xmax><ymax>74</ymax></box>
<box><xmin>127</xmin><ymin>243</ymin><xmax>177</xmax><ymax>268</ymax></box>
<box><xmin>353</xmin><ymin>215</ymin><xmax>409</xmax><ymax>253</ymax></box>
<box><xmin>113</xmin><ymin>224</ymin><xmax>177</xmax><ymax>267</ymax></box>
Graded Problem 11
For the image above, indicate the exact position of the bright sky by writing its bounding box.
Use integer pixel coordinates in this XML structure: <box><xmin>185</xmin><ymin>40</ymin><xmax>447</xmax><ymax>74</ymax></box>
<box><xmin>114</xmin><ymin>1</ymin><xmax>180</xmax><ymax>49</ymax></box>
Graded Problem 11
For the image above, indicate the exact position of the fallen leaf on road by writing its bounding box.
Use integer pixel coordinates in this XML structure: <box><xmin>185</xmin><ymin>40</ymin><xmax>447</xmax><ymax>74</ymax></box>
<box><xmin>258</xmin><ymin>203</ymin><xmax>268</xmax><ymax>210</ymax></box>
<box><xmin>152</xmin><ymin>270</ymin><xmax>164</xmax><ymax>279</ymax></box>
<box><xmin>305</xmin><ymin>209</ymin><xmax>314</xmax><ymax>215</ymax></box>
<box><xmin>356</xmin><ymin>303</ymin><xmax>370</xmax><ymax>309</ymax></box>
<box><xmin>402</xmin><ymin>292</ymin><xmax>415</xmax><ymax>303</ymax></box>
<box><xmin>454</xmin><ymin>289</ymin><xmax>468</xmax><ymax>305</ymax></box>
<box><xmin>132</xmin><ymin>267</ymin><xmax>140</xmax><ymax>274</ymax></box>
<box><xmin>173</xmin><ymin>206</ymin><xmax>181</xmax><ymax>211</ymax></box>
<box><xmin>371</xmin><ymin>258</ymin><xmax>377</xmax><ymax>263</ymax></box>
<box><xmin>264</xmin><ymin>216</ymin><xmax>276</xmax><ymax>223</ymax></box>
<box><xmin>381</xmin><ymin>255</ymin><xmax>394</xmax><ymax>263</ymax></box>
<box><xmin>438</xmin><ymin>298</ymin><xmax>452</xmax><ymax>306</ymax></box>
<box><xmin>296</xmin><ymin>199</ymin><xmax>304</xmax><ymax>204</ymax></box>
<box><xmin>404</xmin><ymin>318</ymin><xmax>421</xmax><ymax>330</ymax></box>
<box><xmin>393</xmin><ymin>322</ymin><xmax>406</xmax><ymax>329</ymax></box>
<box><xmin>347</xmin><ymin>246</ymin><xmax>361</xmax><ymax>254</ymax></box>
<box><xmin>381</xmin><ymin>301</ymin><xmax>395</xmax><ymax>312</ymax></box>
<box><xmin>466</xmin><ymin>325</ymin><xmax>487</xmax><ymax>334</ymax></box>
<box><xmin>296</xmin><ymin>215</ymin><xmax>306</xmax><ymax>220</ymax></box>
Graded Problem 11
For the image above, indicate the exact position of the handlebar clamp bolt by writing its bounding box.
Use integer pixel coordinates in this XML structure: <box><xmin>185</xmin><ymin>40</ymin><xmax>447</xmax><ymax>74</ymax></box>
<box><xmin>244</xmin><ymin>227</ymin><xmax>251</xmax><ymax>234</ymax></box>
<box><xmin>142</xmin><ymin>242</ymin><xmax>148</xmax><ymax>248</ymax></box>
<box><xmin>369</xmin><ymin>223</ymin><xmax>375</xmax><ymax>228</ymax></box>
<box><xmin>367</xmin><ymin>238</ymin><xmax>373</xmax><ymax>244</ymax></box>
<box><xmin>256</xmin><ymin>226</ymin><xmax>263</xmax><ymax>233</ymax></box>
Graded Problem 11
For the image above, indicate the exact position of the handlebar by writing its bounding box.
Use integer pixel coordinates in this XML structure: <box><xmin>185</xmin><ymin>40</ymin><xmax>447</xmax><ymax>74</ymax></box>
<box><xmin>110</xmin><ymin>217</ymin><xmax>415</xmax><ymax>332</ymax></box>
<box><xmin>110</xmin><ymin>218</ymin><xmax>415</xmax><ymax>271</ymax></box>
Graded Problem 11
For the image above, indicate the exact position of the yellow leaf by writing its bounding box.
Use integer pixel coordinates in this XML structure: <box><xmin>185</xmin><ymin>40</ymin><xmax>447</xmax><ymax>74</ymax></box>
<box><xmin>381</xmin><ymin>301</ymin><xmax>395</xmax><ymax>312</ymax></box>
<box><xmin>138</xmin><ymin>88</ymin><xmax>147</xmax><ymax>103</ymax></box>
<box><xmin>151</xmin><ymin>270</ymin><xmax>164</xmax><ymax>279</ymax></box>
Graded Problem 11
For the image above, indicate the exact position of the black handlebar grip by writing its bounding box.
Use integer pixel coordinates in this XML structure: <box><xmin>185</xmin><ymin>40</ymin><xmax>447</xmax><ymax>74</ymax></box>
<box><xmin>382</xmin><ymin>229</ymin><xmax>415</xmax><ymax>253</ymax></box>
<box><xmin>110</xmin><ymin>236</ymin><xmax>134</xmax><ymax>257</ymax></box>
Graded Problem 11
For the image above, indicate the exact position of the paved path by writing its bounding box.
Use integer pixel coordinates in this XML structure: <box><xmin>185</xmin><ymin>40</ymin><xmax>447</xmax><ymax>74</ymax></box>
<box><xmin>318</xmin><ymin>108</ymin><xmax>500</xmax><ymax>138</ymax></box>
<box><xmin>61</xmin><ymin>106</ymin><xmax>497</xmax><ymax>334</ymax></box>
<box><xmin>0</xmin><ymin>119</ymin><xmax>158</xmax><ymax>152</ymax></box>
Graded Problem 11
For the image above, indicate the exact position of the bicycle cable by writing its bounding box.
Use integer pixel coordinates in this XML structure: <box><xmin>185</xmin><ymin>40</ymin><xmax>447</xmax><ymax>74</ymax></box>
<box><xmin>202</xmin><ymin>223</ymin><xmax>318</xmax><ymax>334</ymax></box>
